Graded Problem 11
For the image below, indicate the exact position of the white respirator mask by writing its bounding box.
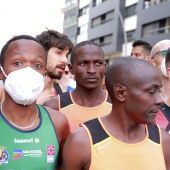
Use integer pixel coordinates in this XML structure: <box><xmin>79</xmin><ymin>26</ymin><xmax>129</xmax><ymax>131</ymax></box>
<box><xmin>1</xmin><ymin>66</ymin><xmax>44</xmax><ymax>106</ymax></box>
<box><xmin>157</xmin><ymin>58</ymin><xmax>168</xmax><ymax>77</ymax></box>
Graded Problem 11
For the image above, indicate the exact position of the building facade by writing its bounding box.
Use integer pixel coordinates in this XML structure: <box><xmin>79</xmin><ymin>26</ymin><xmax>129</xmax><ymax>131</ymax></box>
<box><xmin>63</xmin><ymin>0</ymin><xmax>170</xmax><ymax>64</ymax></box>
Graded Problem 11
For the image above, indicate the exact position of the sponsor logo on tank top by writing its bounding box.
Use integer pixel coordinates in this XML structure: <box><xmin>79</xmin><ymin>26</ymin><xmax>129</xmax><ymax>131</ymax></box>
<box><xmin>97</xmin><ymin>142</ymin><xmax>111</xmax><ymax>150</ymax></box>
<box><xmin>13</xmin><ymin>149</ymin><xmax>43</xmax><ymax>160</ymax></box>
<box><xmin>13</xmin><ymin>149</ymin><xmax>22</xmax><ymax>160</ymax></box>
<box><xmin>0</xmin><ymin>146</ymin><xmax>9</xmax><ymax>165</ymax></box>
<box><xmin>14</xmin><ymin>138</ymin><xmax>40</xmax><ymax>144</ymax></box>
<box><xmin>47</xmin><ymin>145</ymin><xmax>55</xmax><ymax>163</ymax></box>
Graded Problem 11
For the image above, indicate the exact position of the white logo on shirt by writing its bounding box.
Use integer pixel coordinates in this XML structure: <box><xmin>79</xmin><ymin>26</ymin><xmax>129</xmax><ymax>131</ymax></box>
<box><xmin>97</xmin><ymin>142</ymin><xmax>111</xmax><ymax>150</ymax></box>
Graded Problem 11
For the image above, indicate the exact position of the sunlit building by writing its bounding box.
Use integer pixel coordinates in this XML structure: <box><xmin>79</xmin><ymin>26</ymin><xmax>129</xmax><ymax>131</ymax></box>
<box><xmin>63</xmin><ymin>0</ymin><xmax>170</xmax><ymax>63</ymax></box>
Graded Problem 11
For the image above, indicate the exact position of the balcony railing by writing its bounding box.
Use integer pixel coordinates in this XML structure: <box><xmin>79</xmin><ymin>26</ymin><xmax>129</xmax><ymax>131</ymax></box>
<box><xmin>142</xmin><ymin>25</ymin><xmax>170</xmax><ymax>37</ymax></box>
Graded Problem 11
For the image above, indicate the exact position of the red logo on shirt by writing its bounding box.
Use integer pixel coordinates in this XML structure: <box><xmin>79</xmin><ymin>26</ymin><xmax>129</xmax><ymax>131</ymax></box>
<box><xmin>47</xmin><ymin>145</ymin><xmax>54</xmax><ymax>156</ymax></box>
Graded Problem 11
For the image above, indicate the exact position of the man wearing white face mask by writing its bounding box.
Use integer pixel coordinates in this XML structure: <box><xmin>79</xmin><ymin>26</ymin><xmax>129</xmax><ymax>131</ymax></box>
<box><xmin>0</xmin><ymin>35</ymin><xmax>70</xmax><ymax>169</ymax></box>
<box><xmin>149</xmin><ymin>39</ymin><xmax>170</xmax><ymax>132</ymax></box>
<box><xmin>0</xmin><ymin>67</ymin><xmax>44</xmax><ymax>106</ymax></box>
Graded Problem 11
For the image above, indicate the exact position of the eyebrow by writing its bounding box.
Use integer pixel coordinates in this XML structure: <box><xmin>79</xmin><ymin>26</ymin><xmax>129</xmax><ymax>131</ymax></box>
<box><xmin>12</xmin><ymin>52</ymin><xmax>45</xmax><ymax>59</ymax></box>
<box><xmin>152</xmin><ymin>84</ymin><xmax>162</xmax><ymax>89</ymax></box>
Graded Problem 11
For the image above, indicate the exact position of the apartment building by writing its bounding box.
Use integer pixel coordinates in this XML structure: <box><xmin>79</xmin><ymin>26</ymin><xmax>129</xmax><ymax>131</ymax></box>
<box><xmin>63</xmin><ymin>0</ymin><xmax>79</xmax><ymax>45</ymax></box>
<box><xmin>63</xmin><ymin>0</ymin><xmax>170</xmax><ymax>63</ymax></box>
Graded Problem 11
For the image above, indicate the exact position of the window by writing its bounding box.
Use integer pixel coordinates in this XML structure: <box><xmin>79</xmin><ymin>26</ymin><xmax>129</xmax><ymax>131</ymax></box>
<box><xmin>126</xmin><ymin>30</ymin><xmax>135</xmax><ymax>42</ymax></box>
<box><xmin>91</xmin><ymin>10</ymin><xmax>114</xmax><ymax>28</ymax></box>
<box><xmin>77</xmin><ymin>24</ymin><xmax>88</xmax><ymax>35</ymax></box>
<box><xmin>126</xmin><ymin>4</ymin><xmax>137</xmax><ymax>17</ymax></box>
<box><xmin>142</xmin><ymin>17</ymin><xmax>170</xmax><ymax>38</ymax></box>
<box><xmin>70</xmin><ymin>35</ymin><xmax>77</xmax><ymax>43</ymax></box>
<box><xmin>79</xmin><ymin>5</ymin><xmax>89</xmax><ymax>17</ymax></box>
<box><xmin>92</xmin><ymin>34</ymin><xmax>113</xmax><ymax>47</ymax></box>
<box><xmin>150</xmin><ymin>0</ymin><xmax>168</xmax><ymax>7</ymax></box>
<box><xmin>63</xmin><ymin>13</ymin><xmax>77</xmax><ymax>27</ymax></box>
<box><xmin>93</xmin><ymin>0</ymin><xmax>107</xmax><ymax>7</ymax></box>
<box><xmin>91</xmin><ymin>17</ymin><xmax>101</xmax><ymax>28</ymax></box>
<box><xmin>65</xmin><ymin>0</ymin><xmax>78</xmax><ymax>9</ymax></box>
<box><xmin>77</xmin><ymin>27</ymin><xmax>80</xmax><ymax>35</ymax></box>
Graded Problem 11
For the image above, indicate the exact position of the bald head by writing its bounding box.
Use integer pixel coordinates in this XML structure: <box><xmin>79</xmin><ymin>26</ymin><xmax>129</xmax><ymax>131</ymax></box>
<box><xmin>150</xmin><ymin>40</ymin><xmax>170</xmax><ymax>59</ymax></box>
<box><xmin>150</xmin><ymin>39</ymin><xmax>170</xmax><ymax>73</ymax></box>
<box><xmin>105</xmin><ymin>57</ymin><xmax>160</xmax><ymax>100</ymax></box>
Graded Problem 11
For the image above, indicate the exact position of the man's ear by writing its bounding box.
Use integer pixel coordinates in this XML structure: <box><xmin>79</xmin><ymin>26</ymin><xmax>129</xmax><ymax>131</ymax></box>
<box><xmin>0</xmin><ymin>67</ymin><xmax>3</xmax><ymax>80</ymax></box>
<box><xmin>114</xmin><ymin>83</ymin><xmax>126</xmax><ymax>102</ymax></box>
<box><xmin>68</xmin><ymin>64</ymin><xmax>74</xmax><ymax>75</ymax></box>
<box><xmin>104</xmin><ymin>63</ymin><xmax>106</xmax><ymax>74</ymax></box>
<box><xmin>147</xmin><ymin>57</ymin><xmax>154</xmax><ymax>64</ymax></box>
<box><xmin>167</xmin><ymin>68</ymin><xmax>170</xmax><ymax>79</ymax></box>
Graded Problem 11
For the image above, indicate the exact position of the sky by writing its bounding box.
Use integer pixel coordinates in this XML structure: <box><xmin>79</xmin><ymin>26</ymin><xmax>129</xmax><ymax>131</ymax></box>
<box><xmin>0</xmin><ymin>0</ymin><xmax>64</xmax><ymax>49</ymax></box>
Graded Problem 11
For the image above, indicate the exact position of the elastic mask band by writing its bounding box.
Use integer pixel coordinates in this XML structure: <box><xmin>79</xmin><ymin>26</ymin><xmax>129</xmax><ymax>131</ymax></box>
<box><xmin>0</xmin><ymin>66</ymin><xmax>8</xmax><ymax>78</ymax></box>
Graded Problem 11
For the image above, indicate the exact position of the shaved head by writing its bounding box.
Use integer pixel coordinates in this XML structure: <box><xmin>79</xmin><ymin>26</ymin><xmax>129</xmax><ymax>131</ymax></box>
<box><xmin>150</xmin><ymin>39</ymin><xmax>170</xmax><ymax>59</ymax></box>
<box><xmin>105</xmin><ymin>57</ymin><xmax>158</xmax><ymax>99</ymax></box>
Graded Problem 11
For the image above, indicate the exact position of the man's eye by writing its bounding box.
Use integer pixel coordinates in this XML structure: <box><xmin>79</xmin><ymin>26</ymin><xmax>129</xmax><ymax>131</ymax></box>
<box><xmin>34</xmin><ymin>63</ymin><xmax>42</xmax><ymax>68</ymax></box>
<box><xmin>13</xmin><ymin>62</ymin><xmax>22</xmax><ymax>66</ymax></box>
<box><xmin>56</xmin><ymin>52</ymin><xmax>61</xmax><ymax>55</ymax></box>
<box><xmin>80</xmin><ymin>63</ymin><xmax>86</xmax><ymax>66</ymax></box>
<box><xmin>96</xmin><ymin>62</ymin><xmax>103</xmax><ymax>66</ymax></box>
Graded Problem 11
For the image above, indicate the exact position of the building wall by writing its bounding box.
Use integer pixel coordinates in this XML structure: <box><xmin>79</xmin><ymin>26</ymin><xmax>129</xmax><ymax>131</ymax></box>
<box><xmin>63</xmin><ymin>0</ymin><xmax>79</xmax><ymax>44</ymax></box>
<box><xmin>136</xmin><ymin>0</ymin><xmax>170</xmax><ymax>46</ymax></box>
<box><xmin>63</xmin><ymin>0</ymin><xmax>170</xmax><ymax>62</ymax></box>
<box><xmin>88</xmin><ymin>0</ymin><xmax>125</xmax><ymax>56</ymax></box>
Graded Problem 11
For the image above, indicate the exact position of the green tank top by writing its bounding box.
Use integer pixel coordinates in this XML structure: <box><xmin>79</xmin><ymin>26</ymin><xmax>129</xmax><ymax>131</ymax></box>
<box><xmin>0</xmin><ymin>105</ymin><xmax>59</xmax><ymax>170</ymax></box>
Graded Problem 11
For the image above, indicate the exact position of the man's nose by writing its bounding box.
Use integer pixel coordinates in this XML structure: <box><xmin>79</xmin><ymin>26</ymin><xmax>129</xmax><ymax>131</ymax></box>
<box><xmin>61</xmin><ymin>55</ymin><xmax>68</xmax><ymax>64</ymax></box>
<box><xmin>155</xmin><ymin>93</ymin><xmax>164</xmax><ymax>106</ymax></box>
<box><xmin>87</xmin><ymin>64</ymin><xmax>96</xmax><ymax>74</ymax></box>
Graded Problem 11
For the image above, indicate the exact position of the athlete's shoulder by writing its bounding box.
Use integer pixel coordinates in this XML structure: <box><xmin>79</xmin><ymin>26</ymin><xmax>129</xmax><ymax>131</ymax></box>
<box><xmin>43</xmin><ymin>96</ymin><xmax>59</xmax><ymax>111</ymax></box>
<box><xmin>59</xmin><ymin>91</ymin><xmax>73</xmax><ymax>108</ymax></box>
<box><xmin>44</xmin><ymin>105</ymin><xmax>70</xmax><ymax>142</ymax></box>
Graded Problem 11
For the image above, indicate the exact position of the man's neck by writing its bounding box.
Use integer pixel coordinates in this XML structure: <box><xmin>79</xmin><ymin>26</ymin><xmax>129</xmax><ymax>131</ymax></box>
<box><xmin>71</xmin><ymin>88</ymin><xmax>106</xmax><ymax>107</ymax></box>
<box><xmin>44</xmin><ymin>75</ymin><xmax>55</xmax><ymax>90</ymax></box>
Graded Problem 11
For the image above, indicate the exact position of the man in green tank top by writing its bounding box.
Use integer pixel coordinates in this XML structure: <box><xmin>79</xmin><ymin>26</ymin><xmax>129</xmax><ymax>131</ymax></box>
<box><xmin>0</xmin><ymin>35</ymin><xmax>70</xmax><ymax>170</ymax></box>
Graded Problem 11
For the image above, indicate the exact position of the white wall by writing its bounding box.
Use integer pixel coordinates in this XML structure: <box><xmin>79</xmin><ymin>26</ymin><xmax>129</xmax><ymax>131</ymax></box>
<box><xmin>78</xmin><ymin>14</ymin><xmax>89</xmax><ymax>27</ymax></box>
<box><xmin>125</xmin><ymin>0</ymin><xmax>138</xmax><ymax>7</ymax></box>
<box><xmin>124</xmin><ymin>15</ymin><xmax>137</xmax><ymax>31</ymax></box>
<box><xmin>77</xmin><ymin>34</ymin><xmax>88</xmax><ymax>43</ymax></box>
<box><xmin>122</xmin><ymin>42</ymin><xmax>133</xmax><ymax>56</ymax></box>
<box><xmin>79</xmin><ymin>0</ymin><xmax>90</xmax><ymax>8</ymax></box>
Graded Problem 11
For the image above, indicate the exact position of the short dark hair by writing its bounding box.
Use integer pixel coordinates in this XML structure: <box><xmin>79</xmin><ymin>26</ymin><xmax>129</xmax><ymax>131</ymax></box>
<box><xmin>165</xmin><ymin>47</ymin><xmax>170</xmax><ymax>68</ymax></box>
<box><xmin>0</xmin><ymin>35</ymin><xmax>43</xmax><ymax>68</ymax></box>
<box><xmin>132</xmin><ymin>40</ymin><xmax>152</xmax><ymax>55</ymax></box>
<box><xmin>70</xmin><ymin>40</ymin><xmax>104</xmax><ymax>64</ymax></box>
<box><xmin>36</xmin><ymin>29</ymin><xmax>73</xmax><ymax>54</ymax></box>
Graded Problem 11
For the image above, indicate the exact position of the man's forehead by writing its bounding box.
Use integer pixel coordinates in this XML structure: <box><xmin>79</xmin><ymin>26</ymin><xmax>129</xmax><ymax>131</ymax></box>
<box><xmin>6</xmin><ymin>40</ymin><xmax>45</xmax><ymax>56</ymax></box>
<box><xmin>132</xmin><ymin>46</ymin><xmax>144</xmax><ymax>52</ymax></box>
<box><xmin>77</xmin><ymin>44</ymin><xmax>102</xmax><ymax>52</ymax></box>
<box><xmin>134</xmin><ymin>71</ymin><xmax>162</xmax><ymax>88</ymax></box>
<box><xmin>9</xmin><ymin>39</ymin><xmax>42</xmax><ymax>49</ymax></box>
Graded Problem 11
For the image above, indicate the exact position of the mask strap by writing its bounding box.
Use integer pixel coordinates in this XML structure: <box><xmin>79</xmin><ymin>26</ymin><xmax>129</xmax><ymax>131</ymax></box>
<box><xmin>0</xmin><ymin>66</ymin><xmax>8</xmax><ymax>78</ymax></box>
<box><xmin>157</xmin><ymin>65</ymin><xmax>161</xmax><ymax>69</ymax></box>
